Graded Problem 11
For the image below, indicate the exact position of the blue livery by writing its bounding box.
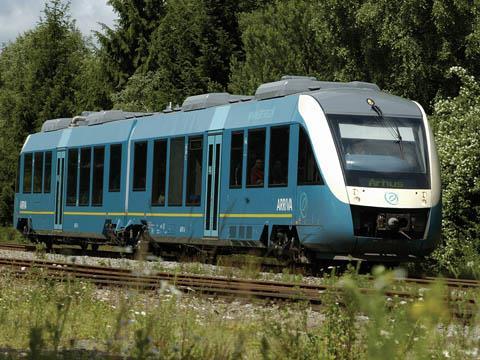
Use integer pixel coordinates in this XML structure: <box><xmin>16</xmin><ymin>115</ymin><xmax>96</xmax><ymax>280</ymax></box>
<box><xmin>14</xmin><ymin>76</ymin><xmax>442</xmax><ymax>262</ymax></box>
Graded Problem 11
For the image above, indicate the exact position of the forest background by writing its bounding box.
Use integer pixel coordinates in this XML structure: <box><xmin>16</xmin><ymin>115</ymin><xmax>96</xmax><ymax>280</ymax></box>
<box><xmin>0</xmin><ymin>0</ymin><xmax>479</xmax><ymax>274</ymax></box>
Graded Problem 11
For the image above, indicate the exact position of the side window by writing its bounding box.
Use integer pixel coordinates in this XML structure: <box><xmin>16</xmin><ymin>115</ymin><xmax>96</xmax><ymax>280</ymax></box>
<box><xmin>298</xmin><ymin>127</ymin><xmax>323</xmax><ymax>185</ymax></box>
<box><xmin>109</xmin><ymin>144</ymin><xmax>122</xmax><ymax>192</ymax></box>
<box><xmin>133</xmin><ymin>141</ymin><xmax>147</xmax><ymax>191</ymax></box>
<box><xmin>229</xmin><ymin>132</ymin><xmax>243</xmax><ymax>188</ymax></box>
<box><xmin>247</xmin><ymin>128</ymin><xmax>266</xmax><ymax>187</ymax></box>
<box><xmin>33</xmin><ymin>152</ymin><xmax>44</xmax><ymax>193</ymax></box>
<box><xmin>23</xmin><ymin>153</ymin><xmax>32</xmax><ymax>193</ymax></box>
<box><xmin>268</xmin><ymin>126</ymin><xmax>290</xmax><ymax>187</ymax></box>
<box><xmin>151</xmin><ymin>139</ymin><xmax>167</xmax><ymax>206</ymax></box>
<box><xmin>168</xmin><ymin>137</ymin><xmax>185</xmax><ymax>206</ymax></box>
<box><xmin>79</xmin><ymin>147</ymin><xmax>91</xmax><ymax>206</ymax></box>
<box><xmin>92</xmin><ymin>146</ymin><xmax>105</xmax><ymax>206</ymax></box>
<box><xmin>44</xmin><ymin>151</ymin><xmax>52</xmax><ymax>193</ymax></box>
<box><xmin>16</xmin><ymin>156</ymin><xmax>20</xmax><ymax>193</ymax></box>
<box><xmin>66</xmin><ymin>148</ymin><xmax>78</xmax><ymax>206</ymax></box>
<box><xmin>186</xmin><ymin>136</ymin><xmax>203</xmax><ymax>206</ymax></box>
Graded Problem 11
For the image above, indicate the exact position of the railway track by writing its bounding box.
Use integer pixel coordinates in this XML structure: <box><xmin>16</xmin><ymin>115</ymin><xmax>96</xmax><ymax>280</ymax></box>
<box><xmin>0</xmin><ymin>256</ymin><xmax>476</xmax><ymax>318</ymax></box>
<box><xmin>1</xmin><ymin>241</ymin><xmax>480</xmax><ymax>290</ymax></box>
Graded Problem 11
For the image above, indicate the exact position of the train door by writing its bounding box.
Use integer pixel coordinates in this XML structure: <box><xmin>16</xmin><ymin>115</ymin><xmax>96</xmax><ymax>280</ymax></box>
<box><xmin>54</xmin><ymin>150</ymin><xmax>65</xmax><ymax>230</ymax></box>
<box><xmin>204</xmin><ymin>134</ymin><xmax>222</xmax><ymax>237</ymax></box>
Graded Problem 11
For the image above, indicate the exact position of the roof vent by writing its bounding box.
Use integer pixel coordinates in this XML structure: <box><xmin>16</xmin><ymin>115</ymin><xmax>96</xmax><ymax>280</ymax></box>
<box><xmin>255</xmin><ymin>75</ymin><xmax>381</xmax><ymax>100</ymax></box>
<box><xmin>87</xmin><ymin>110</ymin><xmax>154</xmax><ymax>126</ymax></box>
<box><xmin>41</xmin><ymin>118</ymin><xmax>72</xmax><ymax>132</ymax></box>
<box><xmin>181</xmin><ymin>93</ymin><xmax>253</xmax><ymax>112</ymax></box>
<box><xmin>182</xmin><ymin>93</ymin><xmax>230</xmax><ymax>112</ymax></box>
<box><xmin>255</xmin><ymin>76</ymin><xmax>322</xmax><ymax>100</ymax></box>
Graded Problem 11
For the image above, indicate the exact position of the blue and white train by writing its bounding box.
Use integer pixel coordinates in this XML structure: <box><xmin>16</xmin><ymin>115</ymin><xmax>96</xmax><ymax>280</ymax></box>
<box><xmin>13</xmin><ymin>76</ymin><xmax>441</xmax><ymax>263</ymax></box>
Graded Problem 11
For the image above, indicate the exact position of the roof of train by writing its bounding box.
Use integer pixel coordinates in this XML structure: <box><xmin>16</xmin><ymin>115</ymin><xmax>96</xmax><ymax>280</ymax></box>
<box><xmin>22</xmin><ymin>79</ymin><xmax>422</xmax><ymax>153</ymax></box>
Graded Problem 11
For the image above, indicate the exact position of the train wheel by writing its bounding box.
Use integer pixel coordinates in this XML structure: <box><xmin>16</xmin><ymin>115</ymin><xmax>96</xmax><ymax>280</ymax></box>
<box><xmin>80</xmin><ymin>242</ymin><xmax>88</xmax><ymax>253</ymax></box>
<box><xmin>91</xmin><ymin>244</ymin><xmax>99</xmax><ymax>252</ymax></box>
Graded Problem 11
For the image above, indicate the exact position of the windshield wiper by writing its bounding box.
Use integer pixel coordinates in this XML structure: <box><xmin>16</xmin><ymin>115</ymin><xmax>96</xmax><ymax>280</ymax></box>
<box><xmin>370</xmin><ymin>102</ymin><xmax>404</xmax><ymax>158</ymax></box>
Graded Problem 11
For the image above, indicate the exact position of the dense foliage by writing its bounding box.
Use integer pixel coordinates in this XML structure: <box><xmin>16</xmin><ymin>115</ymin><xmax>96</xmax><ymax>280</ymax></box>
<box><xmin>0</xmin><ymin>0</ymin><xmax>480</xmax><ymax>271</ymax></box>
<box><xmin>430</xmin><ymin>67</ymin><xmax>480</xmax><ymax>275</ymax></box>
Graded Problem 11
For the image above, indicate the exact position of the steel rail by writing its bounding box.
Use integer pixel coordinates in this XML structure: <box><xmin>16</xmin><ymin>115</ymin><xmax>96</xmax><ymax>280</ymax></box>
<box><xmin>0</xmin><ymin>256</ymin><xmax>476</xmax><ymax>318</ymax></box>
<box><xmin>1</xmin><ymin>243</ymin><xmax>480</xmax><ymax>290</ymax></box>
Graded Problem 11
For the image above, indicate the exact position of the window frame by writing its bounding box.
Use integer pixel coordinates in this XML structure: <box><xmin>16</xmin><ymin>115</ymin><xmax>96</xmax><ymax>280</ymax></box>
<box><xmin>297</xmin><ymin>126</ymin><xmax>323</xmax><ymax>186</ymax></box>
<box><xmin>168</xmin><ymin>137</ymin><xmax>186</xmax><ymax>207</ymax></box>
<box><xmin>229</xmin><ymin>131</ymin><xmax>244</xmax><ymax>189</ymax></box>
<box><xmin>33</xmin><ymin>152</ymin><xmax>44</xmax><ymax>194</ymax></box>
<box><xmin>23</xmin><ymin>153</ymin><xmax>33</xmax><ymax>194</ymax></box>
<box><xmin>186</xmin><ymin>135</ymin><xmax>203</xmax><ymax>207</ymax></box>
<box><xmin>66</xmin><ymin>148</ymin><xmax>79</xmax><ymax>206</ymax></box>
<box><xmin>44</xmin><ymin>151</ymin><xmax>52</xmax><ymax>193</ymax></box>
<box><xmin>133</xmin><ymin>141</ymin><xmax>148</xmax><ymax>192</ymax></box>
<box><xmin>151</xmin><ymin>139</ymin><xmax>168</xmax><ymax>206</ymax></box>
<box><xmin>92</xmin><ymin>146</ymin><xmax>105</xmax><ymax>207</ymax></box>
<box><xmin>108</xmin><ymin>143</ymin><xmax>122</xmax><ymax>192</ymax></box>
<box><xmin>246</xmin><ymin>128</ymin><xmax>266</xmax><ymax>188</ymax></box>
<box><xmin>268</xmin><ymin>126</ymin><xmax>290</xmax><ymax>188</ymax></box>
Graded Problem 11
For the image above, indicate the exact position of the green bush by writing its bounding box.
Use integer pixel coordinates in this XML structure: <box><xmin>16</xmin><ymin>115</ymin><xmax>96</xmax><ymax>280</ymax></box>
<box><xmin>430</xmin><ymin>67</ymin><xmax>480</xmax><ymax>275</ymax></box>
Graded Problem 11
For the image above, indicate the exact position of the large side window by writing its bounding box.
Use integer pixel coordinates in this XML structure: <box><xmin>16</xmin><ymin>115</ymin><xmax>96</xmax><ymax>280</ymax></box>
<box><xmin>92</xmin><ymin>146</ymin><xmax>105</xmax><ymax>206</ymax></box>
<box><xmin>66</xmin><ymin>149</ymin><xmax>78</xmax><ymax>206</ymax></box>
<box><xmin>247</xmin><ymin>128</ymin><xmax>266</xmax><ymax>187</ymax></box>
<box><xmin>168</xmin><ymin>137</ymin><xmax>185</xmax><ymax>206</ymax></box>
<box><xmin>186</xmin><ymin>136</ymin><xmax>203</xmax><ymax>206</ymax></box>
<box><xmin>151</xmin><ymin>139</ymin><xmax>167</xmax><ymax>206</ymax></box>
<box><xmin>23</xmin><ymin>153</ymin><xmax>32</xmax><ymax>193</ymax></box>
<box><xmin>44</xmin><ymin>151</ymin><xmax>52</xmax><ymax>193</ymax></box>
<box><xmin>268</xmin><ymin>126</ymin><xmax>290</xmax><ymax>187</ymax></box>
<box><xmin>133</xmin><ymin>141</ymin><xmax>147</xmax><ymax>191</ymax></box>
<box><xmin>16</xmin><ymin>156</ymin><xmax>20</xmax><ymax>193</ymax></box>
<box><xmin>298</xmin><ymin>127</ymin><xmax>323</xmax><ymax>185</ymax></box>
<box><xmin>33</xmin><ymin>152</ymin><xmax>44</xmax><ymax>193</ymax></box>
<box><xmin>109</xmin><ymin>144</ymin><xmax>122</xmax><ymax>192</ymax></box>
<box><xmin>79</xmin><ymin>147</ymin><xmax>91</xmax><ymax>206</ymax></box>
<box><xmin>229</xmin><ymin>132</ymin><xmax>243</xmax><ymax>188</ymax></box>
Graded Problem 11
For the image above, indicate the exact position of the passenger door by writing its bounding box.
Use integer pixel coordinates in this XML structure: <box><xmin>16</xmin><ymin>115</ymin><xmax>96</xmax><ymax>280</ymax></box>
<box><xmin>204</xmin><ymin>134</ymin><xmax>222</xmax><ymax>237</ymax></box>
<box><xmin>54</xmin><ymin>150</ymin><xmax>66</xmax><ymax>230</ymax></box>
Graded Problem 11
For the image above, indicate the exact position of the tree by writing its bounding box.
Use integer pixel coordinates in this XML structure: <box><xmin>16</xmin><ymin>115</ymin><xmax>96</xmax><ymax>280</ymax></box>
<box><xmin>429</xmin><ymin>67</ymin><xmax>480</xmax><ymax>274</ymax></box>
<box><xmin>229</xmin><ymin>0</ymin><xmax>480</xmax><ymax>108</ymax></box>
<box><xmin>97</xmin><ymin>0</ymin><xmax>166</xmax><ymax>90</ymax></box>
<box><xmin>229</xmin><ymin>0</ymin><xmax>329</xmax><ymax>95</ymax></box>
<box><xmin>0</xmin><ymin>0</ymin><xmax>94</xmax><ymax>225</ymax></box>
<box><xmin>115</xmin><ymin>0</ymin><xmax>265</xmax><ymax>111</ymax></box>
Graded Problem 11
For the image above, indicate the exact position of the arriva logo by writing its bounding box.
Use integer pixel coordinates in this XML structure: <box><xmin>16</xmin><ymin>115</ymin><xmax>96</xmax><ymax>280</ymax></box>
<box><xmin>384</xmin><ymin>192</ymin><xmax>399</xmax><ymax>205</ymax></box>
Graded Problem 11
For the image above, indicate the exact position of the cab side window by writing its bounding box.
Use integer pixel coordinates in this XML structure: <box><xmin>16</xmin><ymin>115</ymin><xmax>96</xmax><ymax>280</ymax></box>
<box><xmin>297</xmin><ymin>127</ymin><xmax>323</xmax><ymax>185</ymax></box>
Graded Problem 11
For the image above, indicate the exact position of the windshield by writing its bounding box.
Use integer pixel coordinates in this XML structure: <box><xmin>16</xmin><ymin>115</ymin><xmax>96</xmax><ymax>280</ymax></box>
<box><xmin>328</xmin><ymin>114</ymin><xmax>430</xmax><ymax>189</ymax></box>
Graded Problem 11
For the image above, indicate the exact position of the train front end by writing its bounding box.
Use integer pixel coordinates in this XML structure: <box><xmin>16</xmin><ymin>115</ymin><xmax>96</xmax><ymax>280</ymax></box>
<box><xmin>298</xmin><ymin>89</ymin><xmax>441</xmax><ymax>262</ymax></box>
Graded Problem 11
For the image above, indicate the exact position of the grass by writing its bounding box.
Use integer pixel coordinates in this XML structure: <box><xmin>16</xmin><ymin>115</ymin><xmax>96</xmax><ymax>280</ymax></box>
<box><xmin>0</xmin><ymin>266</ymin><xmax>479</xmax><ymax>359</ymax></box>
<box><xmin>0</xmin><ymin>226</ymin><xmax>26</xmax><ymax>244</ymax></box>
